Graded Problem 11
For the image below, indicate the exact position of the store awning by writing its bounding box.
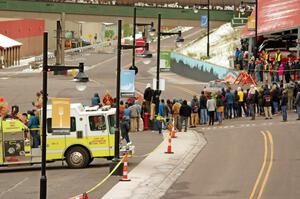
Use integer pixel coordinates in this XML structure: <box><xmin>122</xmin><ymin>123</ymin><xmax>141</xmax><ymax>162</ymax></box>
<box><xmin>241</xmin><ymin>0</ymin><xmax>300</xmax><ymax>38</ymax></box>
<box><xmin>0</xmin><ymin>34</ymin><xmax>22</xmax><ymax>49</ymax></box>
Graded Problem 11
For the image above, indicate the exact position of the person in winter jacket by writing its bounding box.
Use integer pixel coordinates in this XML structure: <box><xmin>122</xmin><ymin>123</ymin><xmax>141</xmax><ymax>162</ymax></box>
<box><xmin>91</xmin><ymin>93</ymin><xmax>101</xmax><ymax>106</ymax></box>
<box><xmin>271</xmin><ymin>84</ymin><xmax>280</xmax><ymax>114</ymax></box>
<box><xmin>28</xmin><ymin>110</ymin><xmax>40</xmax><ymax>148</ymax></box>
<box><xmin>190</xmin><ymin>96</ymin><xmax>199</xmax><ymax>127</ymax></box>
<box><xmin>225</xmin><ymin>89</ymin><xmax>234</xmax><ymax>119</ymax></box>
<box><xmin>263</xmin><ymin>89</ymin><xmax>273</xmax><ymax>119</ymax></box>
<box><xmin>207</xmin><ymin>95</ymin><xmax>216</xmax><ymax>126</ymax></box>
<box><xmin>179</xmin><ymin>100</ymin><xmax>191</xmax><ymax>132</ymax></box>
<box><xmin>121</xmin><ymin>116</ymin><xmax>131</xmax><ymax>145</ymax></box>
<box><xmin>199</xmin><ymin>91</ymin><xmax>208</xmax><ymax>125</ymax></box>
<box><xmin>216</xmin><ymin>93</ymin><xmax>224</xmax><ymax>124</ymax></box>
<box><xmin>143</xmin><ymin>83</ymin><xmax>154</xmax><ymax>114</ymax></box>
<box><xmin>172</xmin><ymin>99</ymin><xmax>181</xmax><ymax>130</ymax></box>
<box><xmin>281</xmin><ymin>90</ymin><xmax>288</xmax><ymax>122</ymax></box>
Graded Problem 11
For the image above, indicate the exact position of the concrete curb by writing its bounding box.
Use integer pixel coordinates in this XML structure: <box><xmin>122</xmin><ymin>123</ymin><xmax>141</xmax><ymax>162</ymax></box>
<box><xmin>102</xmin><ymin>130</ymin><xmax>207</xmax><ymax>199</ymax></box>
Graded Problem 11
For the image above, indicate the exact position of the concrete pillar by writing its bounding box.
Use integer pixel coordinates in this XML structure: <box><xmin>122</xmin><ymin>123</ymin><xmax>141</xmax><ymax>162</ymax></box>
<box><xmin>297</xmin><ymin>27</ymin><xmax>300</xmax><ymax>59</ymax></box>
<box><xmin>18</xmin><ymin>47</ymin><xmax>20</xmax><ymax>65</ymax></box>
<box><xmin>61</xmin><ymin>12</ymin><xmax>65</xmax><ymax>65</ymax></box>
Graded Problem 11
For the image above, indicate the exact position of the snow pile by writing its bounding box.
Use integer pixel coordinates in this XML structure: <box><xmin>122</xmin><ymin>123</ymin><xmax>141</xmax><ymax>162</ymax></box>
<box><xmin>180</xmin><ymin>23</ymin><xmax>241</xmax><ymax>68</ymax></box>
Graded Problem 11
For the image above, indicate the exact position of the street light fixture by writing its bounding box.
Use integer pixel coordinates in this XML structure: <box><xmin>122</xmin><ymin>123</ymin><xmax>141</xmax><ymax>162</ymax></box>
<box><xmin>155</xmin><ymin>13</ymin><xmax>184</xmax><ymax>113</ymax></box>
<box><xmin>131</xmin><ymin>7</ymin><xmax>155</xmax><ymax>71</ymax></box>
<box><xmin>40</xmin><ymin>32</ymin><xmax>89</xmax><ymax>199</ymax></box>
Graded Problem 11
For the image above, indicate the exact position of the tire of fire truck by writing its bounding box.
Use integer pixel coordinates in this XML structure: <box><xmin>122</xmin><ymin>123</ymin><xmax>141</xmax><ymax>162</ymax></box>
<box><xmin>65</xmin><ymin>146</ymin><xmax>90</xmax><ymax>168</ymax></box>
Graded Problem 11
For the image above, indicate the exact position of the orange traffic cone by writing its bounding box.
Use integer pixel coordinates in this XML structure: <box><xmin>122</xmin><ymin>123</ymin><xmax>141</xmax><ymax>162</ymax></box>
<box><xmin>165</xmin><ymin>135</ymin><xmax>174</xmax><ymax>154</ymax></box>
<box><xmin>71</xmin><ymin>193</ymin><xmax>88</xmax><ymax>199</ymax></box>
<box><xmin>170</xmin><ymin>118</ymin><xmax>177</xmax><ymax>138</ymax></box>
<box><xmin>120</xmin><ymin>152</ymin><xmax>131</xmax><ymax>181</ymax></box>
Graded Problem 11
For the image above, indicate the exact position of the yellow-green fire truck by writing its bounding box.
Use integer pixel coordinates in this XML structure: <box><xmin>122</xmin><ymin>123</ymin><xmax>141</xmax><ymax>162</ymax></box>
<box><xmin>0</xmin><ymin>104</ymin><xmax>132</xmax><ymax>168</ymax></box>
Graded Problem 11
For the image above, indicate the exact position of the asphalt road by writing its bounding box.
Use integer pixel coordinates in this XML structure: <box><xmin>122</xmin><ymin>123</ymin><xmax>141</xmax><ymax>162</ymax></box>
<box><xmin>163</xmin><ymin>114</ymin><xmax>300</xmax><ymax>199</ymax></box>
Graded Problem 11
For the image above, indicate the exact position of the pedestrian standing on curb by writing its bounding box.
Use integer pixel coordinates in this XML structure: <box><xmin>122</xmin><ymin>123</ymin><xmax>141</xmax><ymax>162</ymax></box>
<box><xmin>225</xmin><ymin>89</ymin><xmax>234</xmax><ymax>119</ymax></box>
<box><xmin>216</xmin><ymin>93</ymin><xmax>224</xmax><ymax>124</ymax></box>
<box><xmin>207</xmin><ymin>94</ymin><xmax>216</xmax><ymax>126</ymax></box>
<box><xmin>199</xmin><ymin>91</ymin><xmax>208</xmax><ymax>125</ymax></box>
<box><xmin>190</xmin><ymin>95</ymin><xmax>199</xmax><ymax>128</ymax></box>
<box><xmin>143</xmin><ymin>83</ymin><xmax>154</xmax><ymax>115</ymax></box>
<box><xmin>263</xmin><ymin>88</ymin><xmax>273</xmax><ymax>119</ymax></box>
<box><xmin>172</xmin><ymin>99</ymin><xmax>181</xmax><ymax>130</ymax></box>
<box><xmin>281</xmin><ymin>90</ymin><xmax>288</xmax><ymax>122</ymax></box>
<box><xmin>295</xmin><ymin>91</ymin><xmax>300</xmax><ymax>120</ymax></box>
<box><xmin>179</xmin><ymin>100</ymin><xmax>191</xmax><ymax>132</ymax></box>
<box><xmin>248</xmin><ymin>85</ymin><xmax>256</xmax><ymax>120</ymax></box>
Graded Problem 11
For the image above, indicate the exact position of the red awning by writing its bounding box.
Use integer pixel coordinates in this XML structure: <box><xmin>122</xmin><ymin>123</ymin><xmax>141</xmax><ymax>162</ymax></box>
<box><xmin>241</xmin><ymin>0</ymin><xmax>300</xmax><ymax>38</ymax></box>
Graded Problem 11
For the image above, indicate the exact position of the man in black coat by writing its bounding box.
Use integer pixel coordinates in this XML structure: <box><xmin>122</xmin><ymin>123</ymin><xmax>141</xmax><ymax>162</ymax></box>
<box><xmin>179</xmin><ymin>100</ymin><xmax>191</xmax><ymax>132</ymax></box>
<box><xmin>143</xmin><ymin>83</ymin><xmax>154</xmax><ymax>114</ymax></box>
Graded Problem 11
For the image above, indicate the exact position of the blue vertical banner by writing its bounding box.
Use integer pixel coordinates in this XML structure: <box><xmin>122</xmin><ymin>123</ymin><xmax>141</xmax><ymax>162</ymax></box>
<box><xmin>121</xmin><ymin>69</ymin><xmax>135</xmax><ymax>98</ymax></box>
<box><xmin>201</xmin><ymin>15</ymin><xmax>208</xmax><ymax>27</ymax></box>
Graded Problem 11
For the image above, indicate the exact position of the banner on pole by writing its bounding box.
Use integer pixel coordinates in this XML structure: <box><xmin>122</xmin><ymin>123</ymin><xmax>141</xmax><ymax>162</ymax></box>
<box><xmin>51</xmin><ymin>98</ymin><xmax>71</xmax><ymax>135</ymax></box>
<box><xmin>160</xmin><ymin>51</ymin><xmax>171</xmax><ymax>72</ymax></box>
<box><xmin>200</xmin><ymin>15</ymin><xmax>208</xmax><ymax>27</ymax></box>
<box><xmin>121</xmin><ymin>70</ymin><xmax>135</xmax><ymax>98</ymax></box>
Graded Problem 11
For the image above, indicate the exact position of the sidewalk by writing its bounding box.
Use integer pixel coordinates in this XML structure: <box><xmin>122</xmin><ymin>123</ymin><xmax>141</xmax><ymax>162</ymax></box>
<box><xmin>102</xmin><ymin>130</ymin><xmax>207</xmax><ymax>199</ymax></box>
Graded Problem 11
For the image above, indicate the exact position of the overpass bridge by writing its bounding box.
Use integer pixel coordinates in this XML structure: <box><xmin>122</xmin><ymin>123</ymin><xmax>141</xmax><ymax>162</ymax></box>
<box><xmin>0</xmin><ymin>0</ymin><xmax>240</xmax><ymax>26</ymax></box>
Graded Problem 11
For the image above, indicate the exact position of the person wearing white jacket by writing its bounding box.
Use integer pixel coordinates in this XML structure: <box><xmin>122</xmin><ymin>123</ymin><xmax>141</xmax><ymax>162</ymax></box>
<box><xmin>207</xmin><ymin>95</ymin><xmax>216</xmax><ymax>126</ymax></box>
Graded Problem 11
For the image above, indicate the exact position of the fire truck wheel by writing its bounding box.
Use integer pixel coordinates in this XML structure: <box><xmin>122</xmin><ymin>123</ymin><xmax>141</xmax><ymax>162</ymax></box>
<box><xmin>66</xmin><ymin>146</ymin><xmax>90</xmax><ymax>168</ymax></box>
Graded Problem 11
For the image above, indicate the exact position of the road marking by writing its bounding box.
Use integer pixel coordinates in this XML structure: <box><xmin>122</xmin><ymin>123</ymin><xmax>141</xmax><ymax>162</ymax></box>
<box><xmin>257</xmin><ymin>131</ymin><xmax>274</xmax><ymax>199</ymax></box>
<box><xmin>249</xmin><ymin>130</ymin><xmax>274</xmax><ymax>199</ymax></box>
<box><xmin>0</xmin><ymin>177</ymin><xmax>28</xmax><ymax>197</ymax></box>
<box><xmin>249</xmin><ymin>131</ymin><xmax>268</xmax><ymax>199</ymax></box>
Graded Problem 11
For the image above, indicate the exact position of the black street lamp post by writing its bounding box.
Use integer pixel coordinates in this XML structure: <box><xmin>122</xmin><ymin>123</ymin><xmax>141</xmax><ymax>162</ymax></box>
<box><xmin>131</xmin><ymin>7</ymin><xmax>155</xmax><ymax>74</ymax></box>
<box><xmin>156</xmin><ymin>14</ymin><xmax>184</xmax><ymax>113</ymax></box>
<box><xmin>110</xmin><ymin>20</ymin><xmax>151</xmax><ymax>174</ymax></box>
<box><xmin>255</xmin><ymin>0</ymin><xmax>258</xmax><ymax>57</ymax></box>
<box><xmin>207</xmin><ymin>0</ymin><xmax>210</xmax><ymax>57</ymax></box>
<box><xmin>40</xmin><ymin>32</ymin><xmax>89</xmax><ymax>199</ymax></box>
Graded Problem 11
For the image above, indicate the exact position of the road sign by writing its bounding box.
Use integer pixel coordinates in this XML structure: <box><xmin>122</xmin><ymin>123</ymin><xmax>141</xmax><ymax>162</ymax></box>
<box><xmin>152</xmin><ymin>78</ymin><xmax>165</xmax><ymax>91</ymax></box>
<box><xmin>201</xmin><ymin>15</ymin><xmax>208</xmax><ymax>28</ymax></box>
<box><xmin>51</xmin><ymin>98</ymin><xmax>71</xmax><ymax>135</ymax></box>
<box><xmin>135</xmin><ymin>38</ymin><xmax>145</xmax><ymax>55</ymax></box>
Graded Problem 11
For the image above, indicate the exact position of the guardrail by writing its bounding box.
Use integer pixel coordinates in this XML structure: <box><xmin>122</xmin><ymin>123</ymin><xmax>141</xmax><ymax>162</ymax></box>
<box><xmin>33</xmin><ymin>40</ymin><xmax>117</xmax><ymax>62</ymax></box>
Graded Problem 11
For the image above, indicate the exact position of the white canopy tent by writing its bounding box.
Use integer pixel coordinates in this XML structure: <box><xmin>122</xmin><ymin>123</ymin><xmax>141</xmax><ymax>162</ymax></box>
<box><xmin>0</xmin><ymin>34</ymin><xmax>22</xmax><ymax>68</ymax></box>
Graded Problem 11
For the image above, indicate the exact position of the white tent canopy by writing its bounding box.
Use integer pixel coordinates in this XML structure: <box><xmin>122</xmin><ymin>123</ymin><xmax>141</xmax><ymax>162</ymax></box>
<box><xmin>0</xmin><ymin>34</ymin><xmax>22</xmax><ymax>49</ymax></box>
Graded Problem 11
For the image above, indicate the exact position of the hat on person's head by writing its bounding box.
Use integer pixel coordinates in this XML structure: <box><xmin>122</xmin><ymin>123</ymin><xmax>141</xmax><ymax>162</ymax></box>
<box><xmin>146</xmin><ymin>83</ymin><xmax>151</xmax><ymax>88</ymax></box>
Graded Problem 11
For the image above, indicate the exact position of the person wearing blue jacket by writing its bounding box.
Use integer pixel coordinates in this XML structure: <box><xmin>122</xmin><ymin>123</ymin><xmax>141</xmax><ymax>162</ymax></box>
<box><xmin>27</xmin><ymin>110</ymin><xmax>40</xmax><ymax>148</ymax></box>
<box><xmin>91</xmin><ymin>93</ymin><xmax>100</xmax><ymax>106</ymax></box>
<box><xmin>225</xmin><ymin>89</ymin><xmax>234</xmax><ymax>119</ymax></box>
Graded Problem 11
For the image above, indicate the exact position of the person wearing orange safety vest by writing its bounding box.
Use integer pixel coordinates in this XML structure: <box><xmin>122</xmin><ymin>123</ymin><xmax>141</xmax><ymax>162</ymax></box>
<box><xmin>274</xmin><ymin>49</ymin><xmax>282</xmax><ymax>65</ymax></box>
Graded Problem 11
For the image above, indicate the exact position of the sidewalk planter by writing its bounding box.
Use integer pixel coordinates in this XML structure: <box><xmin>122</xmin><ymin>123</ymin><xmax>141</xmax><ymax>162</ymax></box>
<box><xmin>170</xmin><ymin>52</ymin><xmax>238</xmax><ymax>82</ymax></box>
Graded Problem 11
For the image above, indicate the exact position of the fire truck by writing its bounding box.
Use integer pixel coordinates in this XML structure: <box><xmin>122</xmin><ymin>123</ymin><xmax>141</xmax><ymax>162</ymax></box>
<box><xmin>0</xmin><ymin>104</ymin><xmax>133</xmax><ymax>168</ymax></box>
